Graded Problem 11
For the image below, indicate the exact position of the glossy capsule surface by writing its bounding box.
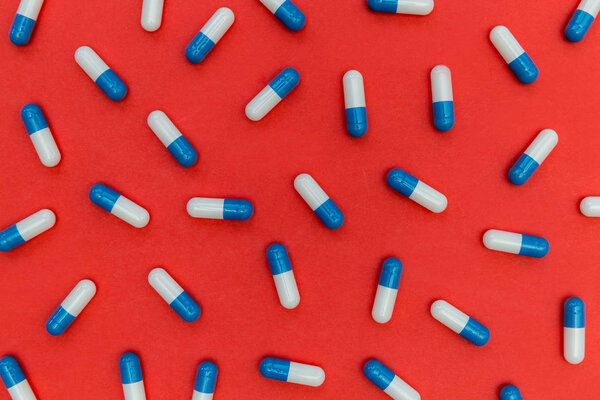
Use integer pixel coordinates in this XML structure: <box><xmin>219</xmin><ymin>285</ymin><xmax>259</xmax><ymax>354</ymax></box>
<box><xmin>566</xmin><ymin>0</ymin><xmax>600</xmax><ymax>42</ymax></box>
<box><xmin>387</xmin><ymin>168</ymin><xmax>447</xmax><ymax>213</ymax></box>
<box><xmin>483</xmin><ymin>229</ymin><xmax>549</xmax><ymax>258</ymax></box>
<box><xmin>431</xmin><ymin>300</ymin><xmax>490</xmax><ymax>346</ymax></box>
<box><xmin>141</xmin><ymin>0</ymin><xmax>164</xmax><ymax>31</ymax></box>
<box><xmin>368</xmin><ymin>0</ymin><xmax>433</xmax><ymax>15</ymax></box>
<box><xmin>294</xmin><ymin>173</ymin><xmax>344</xmax><ymax>229</ymax></box>
<box><xmin>267</xmin><ymin>243</ymin><xmax>300</xmax><ymax>309</ymax></box>
<box><xmin>246</xmin><ymin>68</ymin><xmax>300</xmax><ymax>121</ymax></box>
<box><xmin>120</xmin><ymin>353</ymin><xmax>146</xmax><ymax>400</ymax></box>
<box><xmin>343</xmin><ymin>70</ymin><xmax>368</xmax><ymax>138</ymax></box>
<box><xmin>0</xmin><ymin>356</ymin><xmax>37</xmax><ymax>400</ymax></box>
<box><xmin>186</xmin><ymin>8</ymin><xmax>234</xmax><ymax>64</ymax></box>
<box><xmin>430</xmin><ymin>65</ymin><xmax>454</xmax><ymax>132</ymax></box>
<box><xmin>509</xmin><ymin>129</ymin><xmax>558</xmax><ymax>185</ymax></box>
<box><xmin>148</xmin><ymin>268</ymin><xmax>201</xmax><ymax>322</ymax></box>
<box><xmin>259</xmin><ymin>358</ymin><xmax>325</xmax><ymax>387</ymax></box>
<box><xmin>500</xmin><ymin>385</ymin><xmax>523</xmax><ymax>400</ymax></box>
<box><xmin>187</xmin><ymin>198</ymin><xmax>254</xmax><ymax>221</ymax></box>
<box><xmin>46</xmin><ymin>280</ymin><xmax>96</xmax><ymax>336</ymax></box>
<box><xmin>363</xmin><ymin>360</ymin><xmax>420</xmax><ymax>400</ymax></box>
<box><xmin>490</xmin><ymin>26</ymin><xmax>538</xmax><ymax>84</ymax></box>
<box><xmin>564</xmin><ymin>297</ymin><xmax>585</xmax><ymax>364</ymax></box>
<box><xmin>372</xmin><ymin>257</ymin><xmax>402</xmax><ymax>324</ymax></box>
<box><xmin>193</xmin><ymin>361</ymin><xmax>218</xmax><ymax>400</ymax></box>
<box><xmin>259</xmin><ymin>0</ymin><xmax>305</xmax><ymax>31</ymax></box>
<box><xmin>9</xmin><ymin>0</ymin><xmax>43</xmax><ymax>46</ymax></box>
<box><xmin>21</xmin><ymin>104</ymin><xmax>60</xmax><ymax>167</ymax></box>
<box><xmin>148</xmin><ymin>110</ymin><xmax>198</xmax><ymax>167</ymax></box>
<box><xmin>75</xmin><ymin>46</ymin><xmax>127</xmax><ymax>101</ymax></box>
<box><xmin>580</xmin><ymin>196</ymin><xmax>600</xmax><ymax>216</ymax></box>
<box><xmin>89</xmin><ymin>184</ymin><xmax>150</xmax><ymax>228</ymax></box>
<box><xmin>0</xmin><ymin>209</ymin><xmax>55</xmax><ymax>252</ymax></box>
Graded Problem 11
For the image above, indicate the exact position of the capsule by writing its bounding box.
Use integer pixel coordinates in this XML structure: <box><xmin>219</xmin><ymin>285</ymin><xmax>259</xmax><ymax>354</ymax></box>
<box><xmin>9</xmin><ymin>0</ymin><xmax>44</xmax><ymax>46</ymax></box>
<box><xmin>89</xmin><ymin>184</ymin><xmax>150</xmax><ymax>228</ymax></box>
<box><xmin>75</xmin><ymin>46</ymin><xmax>127</xmax><ymax>101</ymax></box>
<box><xmin>193</xmin><ymin>361</ymin><xmax>218</xmax><ymax>400</ymax></box>
<box><xmin>372</xmin><ymin>258</ymin><xmax>402</xmax><ymax>324</ymax></box>
<box><xmin>120</xmin><ymin>353</ymin><xmax>146</xmax><ymax>400</ymax></box>
<box><xmin>148</xmin><ymin>268</ymin><xmax>201</xmax><ymax>322</ymax></box>
<box><xmin>509</xmin><ymin>129</ymin><xmax>558</xmax><ymax>185</ymax></box>
<box><xmin>0</xmin><ymin>356</ymin><xmax>37</xmax><ymax>400</ymax></box>
<box><xmin>564</xmin><ymin>297</ymin><xmax>585</xmax><ymax>364</ymax></box>
<box><xmin>187</xmin><ymin>198</ymin><xmax>254</xmax><ymax>221</ymax></box>
<box><xmin>580</xmin><ymin>196</ymin><xmax>600</xmax><ymax>216</ymax></box>
<box><xmin>46</xmin><ymin>279</ymin><xmax>96</xmax><ymax>336</ymax></box>
<box><xmin>430</xmin><ymin>65</ymin><xmax>454</xmax><ymax>132</ymax></box>
<box><xmin>363</xmin><ymin>360</ymin><xmax>420</xmax><ymax>400</ymax></box>
<box><xmin>141</xmin><ymin>0</ymin><xmax>163</xmax><ymax>32</ymax></box>
<box><xmin>386</xmin><ymin>168</ymin><xmax>447</xmax><ymax>213</ymax></box>
<box><xmin>267</xmin><ymin>243</ymin><xmax>300</xmax><ymax>309</ymax></box>
<box><xmin>500</xmin><ymin>385</ymin><xmax>523</xmax><ymax>400</ymax></box>
<box><xmin>343</xmin><ymin>70</ymin><xmax>368</xmax><ymax>138</ymax></box>
<box><xmin>566</xmin><ymin>0</ymin><xmax>600</xmax><ymax>42</ymax></box>
<box><xmin>294</xmin><ymin>173</ymin><xmax>344</xmax><ymax>229</ymax></box>
<box><xmin>259</xmin><ymin>0</ymin><xmax>305</xmax><ymax>31</ymax></box>
<box><xmin>490</xmin><ymin>26</ymin><xmax>538</xmax><ymax>84</ymax></box>
<box><xmin>245</xmin><ymin>68</ymin><xmax>300</xmax><ymax>121</ymax></box>
<box><xmin>20</xmin><ymin>104</ymin><xmax>60</xmax><ymax>167</ymax></box>
<box><xmin>430</xmin><ymin>300</ymin><xmax>490</xmax><ymax>346</ymax></box>
<box><xmin>483</xmin><ymin>229</ymin><xmax>549</xmax><ymax>258</ymax></box>
<box><xmin>0</xmin><ymin>209</ymin><xmax>55</xmax><ymax>252</ymax></box>
<box><xmin>259</xmin><ymin>358</ymin><xmax>324</xmax><ymax>387</ymax></box>
<box><xmin>368</xmin><ymin>0</ymin><xmax>434</xmax><ymax>15</ymax></box>
<box><xmin>186</xmin><ymin>8</ymin><xmax>234</xmax><ymax>64</ymax></box>
<box><xmin>147</xmin><ymin>110</ymin><xmax>198</xmax><ymax>167</ymax></box>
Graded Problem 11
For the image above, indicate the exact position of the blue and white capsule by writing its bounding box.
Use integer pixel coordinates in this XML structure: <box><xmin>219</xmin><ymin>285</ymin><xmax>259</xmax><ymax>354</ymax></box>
<box><xmin>46</xmin><ymin>279</ymin><xmax>96</xmax><ymax>336</ymax></box>
<box><xmin>343</xmin><ymin>70</ymin><xmax>368</xmax><ymax>138</ymax></box>
<box><xmin>21</xmin><ymin>104</ymin><xmax>60</xmax><ymax>167</ymax></box>
<box><xmin>509</xmin><ymin>129</ymin><xmax>558</xmax><ymax>185</ymax></box>
<box><xmin>372</xmin><ymin>257</ymin><xmax>402</xmax><ymax>324</ymax></box>
<box><xmin>566</xmin><ymin>0</ymin><xmax>600</xmax><ymax>42</ymax></box>
<box><xmin>294</xmin><ymin>173</ymin><xmax>344</xmax><ymax>229</ymax></box>
<box><xmin>431</xmin><ymin>300</ymin><xmax>490</xmax><ymax>346</ymax></box>
<box><xmin>246</xmin><ymin>68</ymin><xmax>300</xmax><ymax>121</ymax></box>
<box><xmin>148</xmin><ymin>268</ymin><xmax>201</xmax><ymax>323</ymax></box>
<box><xmin>483</xmin><ymin>229</ymin><xmax>549</xmax><ymax>258</ymax></box>
<box><xmin>267</xmin><ymin>243</ymin><xmax>300</xmax><ymax>309</ymax></box>
<box><xmin>193</xmin><ymin>361</ymin><xmax>218</xmax><ymax>400</ymax></box>
<box><xmin>186</xmin><ymin>8</ymin><xmax>235</xmax><ymax>64</ymax></box>
<box><xmin>0</xmin><ymin>356</ymin><xmax>37</xmax><ymax>400</ymax></box>
<box><xmin>564</xmin><ymin>297</ymin><xmax>585</xmax><ymax>364</ymax></box>
<box><xmin>148</xmin><ymin>110</ymin><xmax>198</xmax><ymax>167</ymax></box>
<box><xmin>387</xmin><ymin>168</ymin><xmax>447</xmax><ymax>213</ymax></box>
<box><xmin>120</xmin><ymin>353</ymin><xmax>146</xmax><ymax>400</ymax></box>
<box><xmin>259</xmin><ymin>358</ymin><xmax>325</xmax><ymax>387</ymax></box>
<box><xmin>75</xmin><ymin>46</ymin><xmax>127</xmax><ymax>101</ymax></box>
<box><xmin>490</xmin><ymin>26</ymin><xmax>538</xmax><ymax>84</ymax></box>
<box><xmin>89</xmin><ymin>184</ymin><xmax>150</xmax><ymax>228</ymax></box>
<box><xmin>430</xmin><ymin>65</ymin><xmax>454</xmax><ymax>132</ymax></box>
<box><xmin>368</xmin><ymin>0</ymin><xmax>433</xmax><ymax>15</ymax></box>
<box><xmin>363</xmin><ymin>360</ymin><xmax>420</xmax><ymax>400</ymax></box>
<box><xmin>9</xmin><ymin>0</ymin><xmax>43</xmax><ymax>46</ymax></box>
<box><xmin>0</xmin><ymin>209</ymin><xmax>55</xmax><ymax>252</ymax></box>
<box><xmin>187</xmin><ymin>197</ymin><xmax>254</xmax><ymax>221</ymax></box>
<box><xmin>259</xmin><ymin>0</ymin><xmax>305</xmax><ymax>31</ymax></box>
<box><xmin>500</xmin><ymin>385</ymin><xmax>523</xmax><ymax>400</ymax></box>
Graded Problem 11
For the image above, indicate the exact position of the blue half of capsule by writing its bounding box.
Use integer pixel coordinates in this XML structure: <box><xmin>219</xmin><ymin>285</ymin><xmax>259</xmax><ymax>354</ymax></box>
<box><xmin>267</xmin><ymin>243</ymin><xmax>292</xmax><ymax>275</ymax></box>
<box><xmin>259</xmin><ymin>358</ymin><xmax>290</xmax><ymax>381</ymax></box>
<box><xmin>273</xmin><ymin>0</ymin><xmax>305</xmax><ymax>31</ymax></box>
<box><xmin>185</xmin><ymin>32</ymin><xmax>215</xmax><ymax>64</ymax></box>
<box><xmin>459</xmin><ymin>318</ymin><xmax>490</xmax><ymax>346</ymax></box>
<box><xmin>564</xmin><ymin>297</ymin><xmax>585</xmax><ymax>328</ymax></box>
<box><xmin>171</xmin><ymin>292</ymin><xmax>201</xmax><ymax>322</ymax></box>
<box><xmin>0</xmin><ymin>225</ymin><xmax>26</xmax><ymax>252</ymax></box>
<box><xmin>509</xmin><ymin>154</ymin><xmax>539</xmax><ymax>185</ymax></box>
<box><xmin>120</xmin><ymin>353</ymin><xmax>143</xmax><ymax>384</ymax></box>
<box><xmin>363</xmin><ymin>360</ymin><xmax>394</xmax><ymax>391</ymax></box>
<box><xmin>223</xmin><ymin>199</ymin><xmax>254</xmax><ymax>221</ymax></box>
<box><xmin>500</xmin><ymin>385</ymin><xmax>523</xmax><ymax>400</ymax></box>
<box><xmin>21</xmin><ymin>104</ymin><xmax>48</xmax><ymax>134</ymax></box>
<box><xmin>195</xmin><ymin>361</ymin><xmax>218</xmax><ymax>393</ymax></box>
<box><xmin>368</xmin><ymin>0</ymin><xmax>398</xmax><ymax>13</ymax></box>
<box><xmin>386</xmin><ymin>168</ymin><xmax>418</xmax><ymax>197</ymax></box>
<box><xmin>519</xmin><ymin>234</ymin><xmax>550</xmax><ymax>258</ymax></box>
<box><xmin>379</xmin><ymin>257</ymin><xmax>402</xmax><ymax>289</ymax></box>
<box><xmin>346</xmin><ymin>107</ymin><xmax>368</xmax><ymax>138</ymax></box>
<box><xmin>9</xmin><ymin>14</ymin><xmax>35</xmax><ymax>46</ymax></box>
<box><xmin>46</xmin><ymin>306</ymin><xmax>76</xmax><ymax>336</ymax></box>
<box><xmin>95</xmin><ymin>69</ymin><xmax>127</xmax><ymax>101</ymax></box>
<box><xmin>269</xmin><ymin>68</ymin><xmax>300</xmax><ymax>99</ymax></box>
<box><xmin>0</xmin><ymin>356</ymin><xmax>26</xmax><ymax>389</ymax></box>
<box><xmin>89</xmin><ymin>184</ymin><xmax>120</xmax><ymax>212</ymax></box>
<box><xmin>314</xmin><ymin>199</ymin><xmax>344</xmax><ymax>230</ymax></box>
<box><xmin>508</xmin><ymin>53</ymin><xmax>538</xmax><ymax>84</ymax></box>
<box><xmin>432</xmin><ymin>101</ymin><xmax>454</xmax><ymax>132</ymax></box>
<box><xmin>167</xmin><ymin>136</ymin><xmax>198</xmax><ymax>167</ymax></box>
<box><xmin>566</xmin><ymin>10</ymin><xmax>595</xmax><ymax>42</ymax></box>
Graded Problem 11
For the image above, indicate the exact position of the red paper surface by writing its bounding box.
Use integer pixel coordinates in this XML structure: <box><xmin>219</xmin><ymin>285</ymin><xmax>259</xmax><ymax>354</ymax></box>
<box><xmin>1</xmin><ymin>0</ymin><xmax>599</xmax><ymax>398</ymax></box>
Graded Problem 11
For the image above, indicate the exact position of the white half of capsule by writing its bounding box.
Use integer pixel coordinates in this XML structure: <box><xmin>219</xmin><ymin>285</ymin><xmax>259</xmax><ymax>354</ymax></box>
<box><xmin>15</xmin><ymin>209</ymin><xmax>56</xmax><ymax>241</ymax></box>
<box><xmin>580</xmin><ymin>197</ymin><xmax>600</xmax><ymax>216</ymax></box>
<box><xmin>30</xmin><ymin>128</ymin><xmax>60</xmax><ymax>167</ymax></box>
<box><xmin>111</xmin><ymin>196</ymin><xmax>150</xmax><ymax>228</ymax></box>
<box><xmin>141</xmin><ymin>0</ymin><xmax>164</xmax><ymax>32</ymax></box>
<box><xmin>192</xmin><ymin>392</ymin><xmax>213</xmax><ymax>400</ymax></box>
<box><xmin>7</xmin><ymin>380</ymin><xmax>37</xmax><ymax>400</ymax></box>
<box><xmin>372</xmin><ymin>286</ymin><xmax>398</xmax><ymax>324</ymax></box>
<box><xmin>482</xmin><ymin>230</ymin><xmax>521</xmax><ymax>254</ymax></box>
<box><xmin>490</xmin><ymin>26</ymin><xmax>525</xmax><ymax>64</ymax></box>
<box><xmin>564</xmin><ymin>327</ymin><xmax>585</xmax><ymax>364</ymax></box>
<box><xmin>294</xmin><ymin>174</ymin><xmax>329</xmax><ymax>210</ymax></box>
<box><xmin>75</xmin><ymin>46</ymin><xmax>110</xmax><ymax>82</ymax></box>
<box><xmin>578</xmin><ymin>0</ymin><xmax>600</xmax><ymax>17</ymax></box>
<box><xmin>431</xmin><ymin>65</ymin><xmax>453</xmax><ymax>102</ymax></box>
<box><xmin>148</xmin><ymin>110</ymin><xmax>182</xmax><ymax>147</ymax></box>
<box><xmin>273</xmin><ymin>270</ymin><xmax>300</xmax><ymax>309</ymax></box>
<box><xmin>260</xmin><ymin>0</ymin><xmax>286</xmax><ymax>13</ymax></box>
<box><xmin>123</xmin><ymin>381</ymin><xmax>146</xmax><ymax>400</ymax></box>
<box><xmin>343</xmin><ymin>70</ymin><xmax>366</xmax><ymax>109</ymax></box>
<box><xmin>396</xmin><ymin>0</ymin><xmax>433</xmax><ymax>15</ymax></box>
<box><xmin>385</xmin><ymin>375</ymin><xmax>421</xmax><ymax>400</ymax></box>
<box><xmin>187</xmin><ymin>198</ymin><xmax>225</xmax><ymax>219</ymax></box>
<box><xmin>17</xmin><ymin>0</ymin><xmax>43</xmax><ymax>20</ymax></box>
<box><xmin>288</xmin><ymin>362</ymin><xmax>325</xmax><ymax>387</ymax></box>
<box><xmin>523</xmin><ymin>129</ymin><xmax>558</xmax><ymax>164</ymax></box>
<box><xmin>430</xmin><ymin>300</ymin><xmax>469</xmax><ymax>334</ymax></box>
<box><xmin>410</xmin><ymin>181</ymin><xmax>448</xmax><ymax>213</ymax></box>
<box><xmin>61</xmin><ymin>280</ymin><xmax>96</xmax><ymax>317</ymax></box>
<box><xmin>245</xmin><ymin>86</ymin><xmax>282</xmax><ymax>121</ymax></box>
<box><xmin>148</xmin><ymin>268</ymin><xmax>184</xmax><ymax>304</ymax></box>
<box><xmin>201</xmin><ymin>8</ymin><xmax>235</xmax><ymax>43</ymax></box>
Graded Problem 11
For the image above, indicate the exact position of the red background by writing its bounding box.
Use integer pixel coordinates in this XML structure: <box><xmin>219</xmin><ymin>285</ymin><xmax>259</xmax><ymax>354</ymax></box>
<box><xmin>0</xmin><ymin>0</ymin><xmax>599</xmax><ymax>398</ymax></box>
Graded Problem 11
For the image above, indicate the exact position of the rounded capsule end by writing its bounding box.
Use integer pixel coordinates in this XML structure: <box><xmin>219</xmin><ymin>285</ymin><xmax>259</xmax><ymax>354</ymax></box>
<box><xmin>276</xmin><ymin>1</ymin><xmax>305</xmax><ymax>31</ymax></box>
<box><xmin>9</xmin><ymin>15</ymin><xmax>34</xmax><ymax>46</ymax></box>
<box><xmin>565</xmin><ymin>25</ymin><xmax>586</xmax><ymax>42</ymax></box>
<box><xmin>430</xmin><ymin>299</ymin><xmax>448</xmax><ymax>319</ymax></box>
<box><xmin>482</xmin><ymin>229</ymin><xmax>500</xmax><ymax>250</ymax></box>
<box><xmin>565</xmin><ymin>297</ymin><xmax>585</xmax><ymax>314</ymax></box>
<box><xmin>565</xmin><ymin>10</ymin><xmax>593</xmax><ymax>42</ymax></box>
<box><xmin>20</xmin><ymin>103</ymin><xmax>42</xmax><ymax>119</ymax></box>
<box><xmin>372</xmin><ymin>309</ymin><xmax>392</xmax><ymax>324</ymax></box>
<box><xmin>0</xmin><ymin>355</ymin><xmax>24</xmax><ymax>388</ymax></box>
<box><xmin>489</xmin><ymin>25</ymin><xmax>509</xmax><ymax>41</ymax></box>
<box><xmin>119</xmin><ymin>352</ymin><xmax>143</xmax><ymax>384</ymax></box>
<box><xmin>500</xmin><ymin>385</ymin><xmax>522</xmax><ymax>400</ymax></box>
<box><xmin>141</xmin><ymin>17</ymin><xmax>161</xmax><ymax>32</ymax></box>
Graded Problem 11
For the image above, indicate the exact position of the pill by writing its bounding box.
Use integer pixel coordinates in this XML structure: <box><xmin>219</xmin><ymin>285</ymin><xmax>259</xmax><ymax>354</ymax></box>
<box><xmin>259</xmin><ymin>0</ymin><xmax>305</xmax><ymax>31</ymax></box>
<box><xmin>20</xmin><ymin>104</ymin><xmax>60</xmax><ymax>167</ymax></box>
<box><xmin>564</xmin><ymin>297</ymin><xmax>585</xmax><ymax>364</ymax></box>
<box><xmin>187</xmin><ymin>197</ymin><xmax>254</xmax><ymax>221</ymax></box>
<box><xmin>0</xmin><ymin>209</ymin><xmax>55</xmax><ymax>252</ymax></box>
<box><xmin>580</xmin><ymin>196</ymin><xmax>600</xmax><ymax>216</ymax></box>
<box><xmin>9</xmin><ymin>0</ymin><xmax>43</xmax><ymax>46</ymax></box>
<box><xmin>147</xmin><ymin>110</ymin><xmax>198</xmax><ymax>167</ymax></box>
<box><xmin>500</xmin><ymin>385</ymin><xmax>523</xmax><ymax>400</ymax></box>
<box><xmin>141</xmin><ymin>0</ymin><xmax>163</xmax><ymax>32</ymax></box>
<box><xmin>294</xmin><ymin>173</ymin><xmax>344</xmax><ymax>229</ymax></box>
<box><xmin>193</xmin><ymin>361</ymin><xmax>218</xmax><ymax>400</ymax></box>
<box><xmin>483</xmin><ymin>229</ymin><xmax>549</xmax><ymax>258</ymax></box>
<box><xmin>89</xmin><ymin>184</ymin><xmax>150</xmax><ymax>228</ymax></box>
<box><xmin>509</xmin><ymin>129</ymin><xmax>558</xmax><ymax>185</ymax></box>
<box><xmin>490</xmin><ymin>26</ymin><xmax>538</xmax><ymax>84</ymax></box>
<box><xmin>343</xmin><ymin>70</ymin><xmax>368</xmax><ymax>138</ymax></box>
<box><xmin>245</xmin><ymin>68</ymin><xmax>300</xmax><ymax>121</ymax></box>
<box><xmin>386</xmin><ymin>168</ymin><xmax>447</xmax><ymax>213</ymax></box>
<box><xmin>120</xmin><ymin>353</ymin><xmax>146</xmax><ymax>400</ymax></box>
<box><xmin>368</xmin><ymin>0</ymin><xmax>434</xmax><ymax>15</ymax></box>
<box><xmin>75</xmin><ymin>46</ymin><xmax>127</xmax><ymax>101</ymax></box>
<box><xmin>372</xmin><ymin>257</ymin><xmax>402</xmax><ymax>324</ymax></box>
<box><xmin>566</xmin><ymin>0</ymin><xmax>600</xmax><ymax>42</ymax></box>
<box><xmin>148</xmin><ymin>268</ymin><xmax>201</xmax><ymax>322</ymax></box>
<box><xmin>0</xmin><ymin>356</ymin><xmax>37</xmax><ymax>400</ymax></box>
<box><xmin>259</xmin><ymin>357</ymin><xmax>325</xmax><ymax>387</ymax></box>
<box><xmin>430</xmin><ymin>300</ymin><xmax>490</xmax><ymax>346</ymax></box>
<box><xmin>46</xmin><ymin>279</ymin><xmax>96</xmax><ymax>336</ymax></box>
<box><xmin>430</xmin><ymin>65</ymin><xmax>454</xmax><ymax>132</ymax></box>
<box><xmin>186</xmin><ymin>8</ymin><xmax>234</xmax><ymax>64</ymax></box>
<box><xmin>363</xmin><ymin>360</ymin><xmax>420</xmax><ymax>400</ymax></box>
<box><xmin>267</xmin><ymin>243</ymin><xmax>300</xmax><ymax>309</ymax></box>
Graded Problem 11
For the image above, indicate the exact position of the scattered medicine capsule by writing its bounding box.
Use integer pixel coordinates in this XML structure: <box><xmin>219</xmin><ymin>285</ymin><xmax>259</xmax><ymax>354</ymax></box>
<box><xmin>386</xmin><ymin>168</ymin><xmax>447</xmax><ymax>213</ymax></box>
<box><xmin>267</xmin><ymin>243</ymin><xmax>300</xmax><ymax>309</ymax></box>
<box><xmin>148</xmin><ymin>268</ymin><xmax>201</xmax><ymax>323</ymax></box>
<box><xmin>9</xmin><ymin>0</ymin><xmax>44</xmax><ymax>46</ymax></box>
<box><xmin>20</xmin><ymin>104</ymin><xmax>60</xmax><ymax>167</ymax></box>
<box><xmin>187</xmin><ymin>197</ymin><xmax>254</xmax><ymax>221</ymax></box>
<box><xmin>120</xmin><ymin>353</ymin><xmax>146</xmax><ymax>400</ymax></box>
<box><xmin>246</xmin><ymin>68</ymin><xmax>299</xmax><ymax>121</ymax></box>
<box><xmin>430</xmin><ymin>300</ymin><xmax>490</xmax><ymax>346</ymax></box>
<box><xmin>259</xmin><ymin>357</ymin><xmax>325</xmax><ymax>387</ymax></box>
<box><xmin>368</xmin><ymin>0</ymin><xmax>434</xmax><ymax>15</ymax></box>
<box><xmin>75</xmin><ymin>46</ymin><xmax>127</xmax><ymax>101</ymax></box>
<box><xmin>372</xmin><ymin>257</ymin><xmax>402</xmax><ymax>324</ymax></box>
<box><xmin>580</xmin><ymin>196</ymin><xmax>600</xmax><ymax>216</ymax></box>
<box><xmin>483</xmin><ymin>229</ymin><xmax>549</xmax><ymax>258</ymax></box>
<box><xmin>89</xmin><ymin>184</ymin><xmax>150</xmax><ymax>228</ymax></box>
<box><xmin>141</xmin><ymin>0</ymin><xmax>164</xmax><ymax>32</ymax></box>
<box><xmin>430</xmin><ymin>65</ymin><xmax>454</xmax><ymax>132</ymax></box>
<box><xmin>259</xmin><ymin>0</ymin><xmax>305</xmax><ymax>31</ymax></box>
<box><xmin>0</xmin><ymin>209</ymin><xmax>55</xmax><ymax>252</ymax></box>
<box><xmin>147</xmin><ymin>110</ymin><xmax>198</xmax><ymax>167</ymax></box>
<box><xmin>0</xmin><ymin>356</ymin><xmax>37</xmax><ymax>400</ymax></box>
<box><xmin>46</xmin><ymin>279</ymin><xmax>96</xmax><ymax>336</ymax></box>
<box><xmin>363</xmin><ymin>360</ymin><xmax>420</xmax><ymax>400</ymax></box>
<box><xmin>490</xmin><ymin>26</ymin><xmax>538</xmax><ymax>84</ymax></box>
<box><xmin>509</xmin><ymin>129</ymin><xmax>558</xmax><ymax>185</ymax></box>
<box><xmin>564</xmin><ymin>297</ymin><xmax>585</xmax><ymax>364</ymax></box>
<box><xmin>565</xmin><ymin>0</ymin><xmax>600</xmax><ymax>42</ymax></box>
<box><xmin>193</xmin><ymin>361</ymin><xmax>218</xmax><ymax>400</ymax></box>
<box><xmin>186</xmin><ymin>8</ymin><xmax>234</xmax><ymax>64</ymax></box>
<box><xmin>294</xmin><ymin>173</ymin><xmax>344</xmax><ymax>229</ymax></box>
<box><xmin>343</xmin><ymin>70</ymin><xmax>368</xmax><ymax>138</ymax></box>
<box><xmin>500</xmin><ymin>385</ymin><xmax>523</xmax><ymax>400</ymax></box>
